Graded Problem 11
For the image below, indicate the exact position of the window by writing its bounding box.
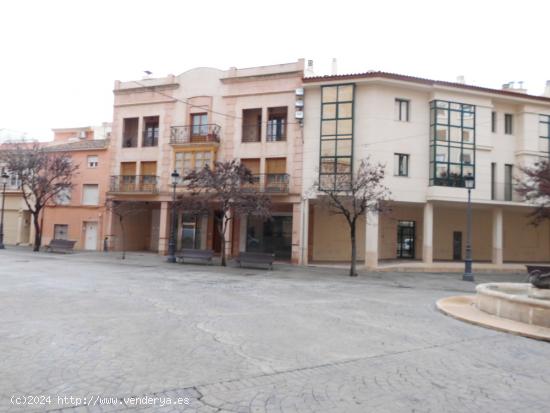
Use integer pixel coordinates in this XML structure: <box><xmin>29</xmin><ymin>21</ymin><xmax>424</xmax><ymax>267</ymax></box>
<box><xmin>122</xmin><ymin>118</ymin><xmax>139</xmax><ymax>148</ymax></box>
<box><xmin>143</xmin><ymin>116</ymin><xmax>159</xmax><ymax>147</ymax></box>
<box><xmin>191</xmin><ymin>114</ymin><xmax>208</xmax><ymax>137</ymax></box>
<box><xmin>505</xmin><ymin>164</ymin><xmax>513</xmax><ymax>201</ymax></box>
<box><xmin>491</xmin><ymin>111</ymin><xmax>497</xmax><ymax>133</ymax></box>
<box><xmin>53</xmin><ymin>224</ymin><xmax>68</xmax><ymax>240</ymax></box>
<box><xmin>82</xmin><ymin>184</ymin><xmax>99</xmax><ymax>206</ymax></box>
<box><xmin>319</xmin><ymin>84</ymin><xmax>354</xmax><ymax>190</ymax></box>
<box><xmin>491</xmin><ymin>162</ymin><xmax>496</xmax><ymax>200</ymax></box>
<box><xmin>267</xmin><ymin>107</ymin><xmax>288</xmax><ymax>141</ymax></box>
<box><xmin>395</xmin><ymin>99</ymin><xmax>410</xmax><ymax>122</ymax></box>
<box><xmin>539</xmin><ymin>115</ymin><xmax>550</xmax><ymax>154</ymax></box>
<box><xmin>429</xmin><ymin>100</ymin><xmax>476</xmax><ymax>187</ymax></box>
<box><xmin>54</xmin><ymin>187</ymin><xmax>71</xmax><ymax>205</ymax></box>
<box><xmin>87</xmin><ymin>155</ymin><xmax>98</xmax><ymax>168</ymax></box>
<box><xmin>242</xmin><ymin>109</ymin><xmax>262</xmax><ymax>142</ymax></box>
<box><xmin>175</xmin><ymin>151</ymin><xmax>212</xmax><ymax>176</ymax></box>
<box><xmin>504</xmin><ymin>113</ymin><xmax>513</xmax><ymax>135</ymax></box>
<box><xmin>394</xmin><ymin>154</ymin><xmax>409</xmax><ymax>176</ymax></box>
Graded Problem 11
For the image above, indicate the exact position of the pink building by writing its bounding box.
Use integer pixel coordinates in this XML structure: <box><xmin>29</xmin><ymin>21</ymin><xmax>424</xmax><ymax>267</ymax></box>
<box><xmin>41</xmin><ymin>125</ymin><xmax>111</xmax><ymax>250</ymax></box>
<box><xmin>107</xmin><ymin>60</ymin><xmax>306</xmax><ymax>262</ymax></box>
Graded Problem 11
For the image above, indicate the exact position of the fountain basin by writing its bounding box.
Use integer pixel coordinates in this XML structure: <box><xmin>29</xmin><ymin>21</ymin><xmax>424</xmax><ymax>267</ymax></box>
<box><xmin>476</xmin><ymin>283</ymin><xmax>550</xmax><ymax>328</ymax></box>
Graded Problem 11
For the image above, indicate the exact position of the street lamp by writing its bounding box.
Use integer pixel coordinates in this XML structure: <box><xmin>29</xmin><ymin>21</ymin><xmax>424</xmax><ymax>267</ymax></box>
<box><xmin>167</xmin><ymin>170</ymin><xmax>180</xmax><ymax>263</ymax></box>
<box><xmin>0</xmin><ymin>171</ymin><xmax>9</xmax><ymax>250</ymax></box>
<box><xmin>463</xmin><ymin>174</ymin><xmax>475</xmax><ymax>281</ymax></box>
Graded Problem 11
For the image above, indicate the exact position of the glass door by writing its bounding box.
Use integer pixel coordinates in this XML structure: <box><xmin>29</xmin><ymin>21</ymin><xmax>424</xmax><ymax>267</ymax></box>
<box><xmin>397</xmin><ymin>221</ymin><xmax>415</xmax><ymax>259</ymax></box>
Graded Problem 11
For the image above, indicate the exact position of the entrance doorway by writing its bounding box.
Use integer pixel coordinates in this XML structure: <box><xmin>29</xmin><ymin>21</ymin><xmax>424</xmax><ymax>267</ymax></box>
<box><xmin>453</xmin><ymin>231</ymin><xmax>462</xmax><ymax>260</ymax></box>
<box><xmin>246</xmin><ymin>215</ymin><xmax>292</xmax><ymax>260</ymax></box>
<box><xmin>84</xmin><ymin>221</ymin><xmax>98</xmax><ymax>250</ymax></box>
<box><xmin>396</xmin><ymin>220</ymin><xmax>415</xmax><ymax>258</ymax></box>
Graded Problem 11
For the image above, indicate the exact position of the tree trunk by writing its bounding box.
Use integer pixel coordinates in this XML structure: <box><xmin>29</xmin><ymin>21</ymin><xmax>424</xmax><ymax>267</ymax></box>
<box><xmin>32</xmin><ymin>210</ymin><xmax>42</xmax><ymax>252</ymax></box>
<box><xmin>350</xmin><ymin>221</ymin><xmax>357</xmax><ymax>276</ymax></box>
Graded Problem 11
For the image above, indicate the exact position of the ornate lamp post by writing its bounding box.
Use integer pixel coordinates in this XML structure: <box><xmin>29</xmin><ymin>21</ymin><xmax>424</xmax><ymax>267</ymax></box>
<box><xmin>167</xmin><ymin>170</ymin><xmax>180</xmax><ymax>263</ymax></box>
<box><xmin>463</xmin><ymin>174</ymin><xmax>475</xmax><ymax>281</ymax></box>
<box><xmin>0</xmin><ymin>171</ymin><xmax>9</xmax><ymax>249</ymax></box>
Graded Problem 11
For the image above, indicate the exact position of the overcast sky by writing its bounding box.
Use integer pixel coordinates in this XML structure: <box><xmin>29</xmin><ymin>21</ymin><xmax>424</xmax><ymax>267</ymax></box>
<box><xmin>1</xmin><ymin>0</ymin><xmax>549</xmax><ymax>141</ymax></box>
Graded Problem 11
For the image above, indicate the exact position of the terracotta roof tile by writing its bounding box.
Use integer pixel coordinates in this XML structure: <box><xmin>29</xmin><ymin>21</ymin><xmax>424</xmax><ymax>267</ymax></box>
<box><xmin>303</xmin><ymin>71</ymin><xmax>550</xmax><ymax>104</ymax></box>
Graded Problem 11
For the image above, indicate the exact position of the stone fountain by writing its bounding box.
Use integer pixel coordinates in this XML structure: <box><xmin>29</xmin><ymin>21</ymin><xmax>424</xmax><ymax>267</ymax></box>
<box><xmin>437</xmin><ymin>266</ymin><xmax>550</xmax><ymax>340</ymax></box>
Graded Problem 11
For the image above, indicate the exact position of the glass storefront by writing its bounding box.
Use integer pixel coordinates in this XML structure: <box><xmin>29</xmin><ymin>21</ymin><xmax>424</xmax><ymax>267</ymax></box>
<box><xmin>180</xmin><ymin>214</ymin><xmax>201</xmax><ymax>250</ymax></box>
<box><xmin>246</xmin><ymin>215</ymin><xmax>292</xmax><ymax>260</ymax></box>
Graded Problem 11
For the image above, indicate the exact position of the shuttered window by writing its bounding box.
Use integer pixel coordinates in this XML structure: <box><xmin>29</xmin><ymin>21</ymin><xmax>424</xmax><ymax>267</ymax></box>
<box><xmin>82</xmin><ymin>184</ymin><xmax>99</xmax><ymax>206</ymax></box>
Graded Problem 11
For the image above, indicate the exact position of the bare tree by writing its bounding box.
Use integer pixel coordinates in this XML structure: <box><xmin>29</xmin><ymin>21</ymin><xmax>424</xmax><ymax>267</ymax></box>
<box><xmin>183</xmin><ymin>160</ymin><xmax>272</xmax><ymax>266</ymax></box>
<box><xmin>106</xmin><ymin>200</ymin><xmax>150</xmax><ymax>259</ymax></box>
<box><xmin>314</xmin><ymin>158</ymin><xmax>390</xmax><ymax>276</ymax></box>
<box><xmin>0</xmin><ymin>141</ymin><xmax>78</xmax><ymax>251</ymax></box>
<box><xmin>517</xmin><ymin>160</ymin><xmax>550</xmax><ymax>224</ymax></box>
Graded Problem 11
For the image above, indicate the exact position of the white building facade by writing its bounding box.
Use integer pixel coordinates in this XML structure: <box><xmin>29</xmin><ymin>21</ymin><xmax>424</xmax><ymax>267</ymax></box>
<box><xmin>301</xmin><ymin>72</ymin><xmax>550</xmax><ymax>267</ymax></box>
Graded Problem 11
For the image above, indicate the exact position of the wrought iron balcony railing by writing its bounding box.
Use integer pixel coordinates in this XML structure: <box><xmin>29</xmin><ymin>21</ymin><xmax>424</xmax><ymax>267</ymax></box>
<box><xmin>142</xmin><ymin>131</ymin><xmax>158</xmax><ymax>147</ymax></box>
<box><xmin>242</xmin><ymin>173</ymin><xmax>289</xmax><ymax>194</ymax></box>
<box><xmin>170</xmin><ymin>124</ymin><xmax>221</xmax><ymax>145</ymax></box>
<box><xmin>110</xmin><ymin>175</ymin><xmax>159</xmax><ymax>193</ymax></box>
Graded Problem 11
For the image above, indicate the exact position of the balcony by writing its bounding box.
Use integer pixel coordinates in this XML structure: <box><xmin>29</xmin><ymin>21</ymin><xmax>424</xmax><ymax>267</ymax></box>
<box><xmin>170</xmin><ymin>124</ymin><xmax>220</xmax><ymax>145</ymax></box>
<box><xmin>243</xmin><ymin>174</ymin><xmax>289</xmax><ymax>194</ymax></box>
<box><xmin>110</xmin><ymin>175</ymin><xmax>159</xmax><ymax>193</ymax></box>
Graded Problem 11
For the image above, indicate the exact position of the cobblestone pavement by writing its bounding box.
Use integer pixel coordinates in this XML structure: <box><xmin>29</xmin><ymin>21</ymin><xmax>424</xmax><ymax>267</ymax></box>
<box><xmin>1</xmin><ymin>248</ymin><xmax>549</xmax><ymax>412</ymax></box>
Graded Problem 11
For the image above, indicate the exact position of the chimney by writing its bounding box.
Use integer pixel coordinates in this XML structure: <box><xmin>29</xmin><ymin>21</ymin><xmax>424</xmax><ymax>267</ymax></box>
<box><xmin>331</xmin><ymin>58</ymin><xmax>337</xmax><ymax>75</ymax></box>
<box><xmin>543</xmin><ymin>80</ymin><xmax>550</xmax><ymax>97</ymax></box>
<box><xmin>456</xmin><ymin>75</ymin><xmax>465</xmax><ymax>84</ymax></box>
<box><xmin>305</xmin><ymin>60</ymin><xmax>315</xmax><ymax>77</ymax></box>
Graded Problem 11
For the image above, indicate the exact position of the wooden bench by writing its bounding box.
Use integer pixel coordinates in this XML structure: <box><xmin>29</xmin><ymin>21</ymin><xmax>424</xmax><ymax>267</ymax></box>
<box><xmin>526</xmin><ymin>265</ymin><xmax>550</xmax><ymax>289</ymax></box>
<box><xmin>235</xmin><ymin>252</ymin><xmax>275</xmax><ymax>270</ymax></box>
<box><xmin>45</xmin><ymin>239</ymin><xmax>76</xmax><ymax>253</ymax></box>
<box><xmin>177</xmin><ymin>248</ymin><xmax>214</xmax><ymax>265</ymax></box>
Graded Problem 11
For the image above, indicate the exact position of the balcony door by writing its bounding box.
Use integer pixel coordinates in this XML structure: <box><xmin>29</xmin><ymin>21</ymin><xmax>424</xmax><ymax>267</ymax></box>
<box><xmin>191</xmin><ymin>113</ymin><xmax>208</xmax><ymax>141</ymax></box>
<box><xmin>120</xmin><ymin>162</ymin><xmax>137</xmax><ymax>191</ymax></box>
<box><xmin>266</xmin><ymin>158</ymin><xmax>287</xmax><ymax>192</ymax></box>
<box><xmin>141</xmin><ymin>161</ymin><xmax>157</xmax><ymax>191</ymax></box>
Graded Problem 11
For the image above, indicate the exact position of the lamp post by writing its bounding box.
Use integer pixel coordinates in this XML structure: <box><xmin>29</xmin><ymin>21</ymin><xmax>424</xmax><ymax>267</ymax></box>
<box><xmin>167</xmin><ymin>170</ymin><xmax>180</xmax><ymax>263</ymax></box>
<box><xmin>463</xmin><ymin>174</ymin><xmax>475</xmax><ymax>281</ymax></box>
<box><xmin>0</xmin><ymin>171</ymin><xmax>9</xmax><ymax>249</ymax></box>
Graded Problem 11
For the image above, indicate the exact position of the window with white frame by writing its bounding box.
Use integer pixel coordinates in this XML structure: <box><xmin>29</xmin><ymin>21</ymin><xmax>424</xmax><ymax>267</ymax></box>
<box><xmin>87</xmin><ymin>155</ymin><xmax>99</xmax><ymax>168</ymax></box>
<box><xmin>175</xmin><ymin>151</ymin><xmax>212</xmax><ymax>176</ymax></box>
<box><xmin>54</xmin><ymin>187</ymin><xmax>71</xmax><ymax>205</ymax></box>
<box><xmin>395</xmin><ymin>99</ymin><xmax>410</xmax><ymax>122</ymax></box>
<box><xmin>82</xmin><ymin>184</ymin><xmax>99</xmax><ymax>206</ymax></box>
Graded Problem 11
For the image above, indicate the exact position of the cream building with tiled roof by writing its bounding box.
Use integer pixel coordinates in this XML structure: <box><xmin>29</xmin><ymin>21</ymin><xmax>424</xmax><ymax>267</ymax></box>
<box><xmin>301</xmin><ymin>71</ymin><xmax>550</xmax><ymax>267</ymax></box>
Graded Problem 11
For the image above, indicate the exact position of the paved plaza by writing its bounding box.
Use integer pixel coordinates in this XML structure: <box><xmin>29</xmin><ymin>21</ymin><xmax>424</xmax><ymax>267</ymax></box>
<box><xmin>0</xmin><ymin>249</ymin><xmax>549</xmax><ymax>412</ymax></box>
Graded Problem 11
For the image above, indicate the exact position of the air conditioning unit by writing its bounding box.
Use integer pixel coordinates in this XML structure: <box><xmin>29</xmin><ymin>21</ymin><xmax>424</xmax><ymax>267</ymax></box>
<box><xmin>295</xmin><ymin>88</ymin><xmax>304</xmax><ymax>96</ymax></box>
<box><xmin>295</xmin><ymin>100</ymin><xmax>304</xmax><ymax>108</ymax></box>
<box><xmin>295</xmin><ymin>111</ymin><xmax>304</xmax><ymax>119</ymax></box>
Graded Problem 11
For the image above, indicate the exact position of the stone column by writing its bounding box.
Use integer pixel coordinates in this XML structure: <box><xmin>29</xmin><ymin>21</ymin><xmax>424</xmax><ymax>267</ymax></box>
<box><xmin>492</xmin><ymin>207</ymin><xmax>504</xmax><ymax>265</ymax></box>
<box><xmin>16</xmin><ymin>211</ymin><xmax>23</xmax><ymax>245</ymax></box>
<box><xmin>239</xmin><ymin>214</ymin><xmax>247</xmax><ymax>252</ymax></box>
<box><xmin>158</xmin><ymin>201</ymin><xmax>170</xmax><ymax>255</ymax></box>
<box><xmin>300</xmin><ymin>199</ymin><xmax>309</xmax><ymax>265</ymax></box>
<box><xmin>365</xmin><ymin>211</ymin><xmax>379</xmax><ymax>269</ymax></box>
<box><xmin>423</xmin><ymin>202</ymin><xmax>434</xmax><ymax>264</ymax></box>
<box><xmin>291</xmin><ymin>202</ymin><xmax>302</xmax><ymax>264</ymax></box>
